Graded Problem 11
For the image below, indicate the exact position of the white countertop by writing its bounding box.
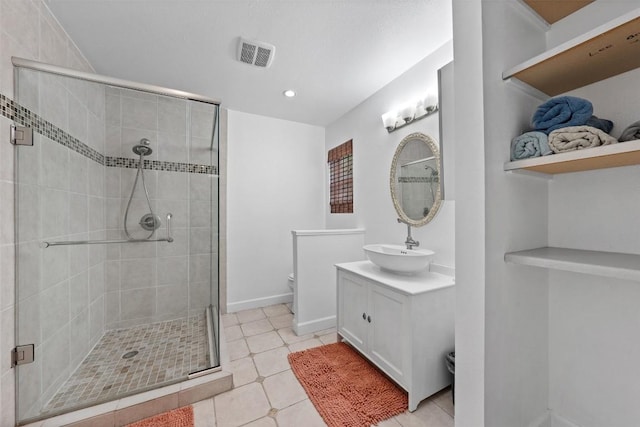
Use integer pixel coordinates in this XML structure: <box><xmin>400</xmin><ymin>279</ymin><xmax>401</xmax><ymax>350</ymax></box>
<box><xmin>336</xmin><ymin>260</ymin><xmax>455</xmax><ymax>296</ymax></box>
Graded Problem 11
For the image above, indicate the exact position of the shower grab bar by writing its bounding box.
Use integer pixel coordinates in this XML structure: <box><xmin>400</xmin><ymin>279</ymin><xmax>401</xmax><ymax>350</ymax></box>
<box><xmin>42</xmin><ymin>213</ymin><xmax>174</xmax><ymax>248</ymax></box>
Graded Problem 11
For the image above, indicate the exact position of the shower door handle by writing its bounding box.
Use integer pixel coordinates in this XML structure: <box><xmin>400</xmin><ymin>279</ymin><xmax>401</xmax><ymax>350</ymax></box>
<box><xmin>166</xmin><ymin>213</ymin><xmax>174</xmax><ymax>243</ymax></box>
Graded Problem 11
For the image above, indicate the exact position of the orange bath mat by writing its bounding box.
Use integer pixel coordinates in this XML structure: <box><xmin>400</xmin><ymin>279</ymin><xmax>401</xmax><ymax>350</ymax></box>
<box><xmin>288</xmin><ymin>342</ymin><xmax>408</xmax><ymax>427</ymax></box>
<box><xmin>126</xmin><ymin>405</ymin><xmax>194</xmax><ymax>427</ymax></box>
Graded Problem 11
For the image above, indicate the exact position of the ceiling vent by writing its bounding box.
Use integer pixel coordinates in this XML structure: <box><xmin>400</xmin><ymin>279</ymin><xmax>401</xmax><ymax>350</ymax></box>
<box><xmin>237</xmin><ymin>38</ymin><xmax>276</xmax><ymax>68</ymax></box>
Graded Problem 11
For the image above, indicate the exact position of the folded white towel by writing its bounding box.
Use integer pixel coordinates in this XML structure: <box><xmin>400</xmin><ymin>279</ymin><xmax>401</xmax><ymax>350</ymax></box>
<box><xmin>548</xmin><ymin>126</ymin><xmax>617</xmax><ymax>153</ymax></box>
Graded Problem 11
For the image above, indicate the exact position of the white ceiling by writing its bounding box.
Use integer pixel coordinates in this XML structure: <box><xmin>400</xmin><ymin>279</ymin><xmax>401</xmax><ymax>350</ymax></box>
<box><xmin>46</xmin><ymin>0</ymin><xmax>452</xmax><ymax>127</ymax></box>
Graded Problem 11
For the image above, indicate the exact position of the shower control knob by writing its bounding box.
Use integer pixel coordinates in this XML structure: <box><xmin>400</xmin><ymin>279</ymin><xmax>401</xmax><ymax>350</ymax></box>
<box><xmin>139</xmin><ymin>213</ymin><xmax>161</xmax><ymax>231</ymax></box>
<box><xmin>362</xmin><ymin>313</ymin><xmax>366</xmax><ymax>320</ymax></box>
<box><xmin>367</xmin><ymin>315</ymin><xmax>371</xmax><ymax>323</ymax></box>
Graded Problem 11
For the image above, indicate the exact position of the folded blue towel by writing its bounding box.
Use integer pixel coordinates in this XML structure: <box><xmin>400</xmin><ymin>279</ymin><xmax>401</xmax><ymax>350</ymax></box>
<box><xmin>532</xmin><ymin>96</ymin><xmax>593</xmax><ymax>134</ymax></box>
<box><xmin>585</xmin><ymin>115</ymin><xmax>614</xmax><ymax>134</ymax></box>
<box><xmin>510</xmin><ymin>131</ymin><xmax>552</xmax><ymax>161</ymax></box>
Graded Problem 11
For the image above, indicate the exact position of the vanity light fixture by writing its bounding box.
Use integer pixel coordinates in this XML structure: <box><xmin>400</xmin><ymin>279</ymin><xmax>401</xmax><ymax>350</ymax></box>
<box><xmin>381</xmin><ymin>93</ymin><xmax>438</xmax><ymax>133</ymax></box>
<box><xmin>283</xmin><ymin>89</ymin><xmax>296</xmax><ymax>98</ymax></box>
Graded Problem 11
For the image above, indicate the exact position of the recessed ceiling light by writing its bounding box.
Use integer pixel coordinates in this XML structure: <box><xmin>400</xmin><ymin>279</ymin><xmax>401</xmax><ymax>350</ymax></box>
<box><xmin>283</xmin><ymin>90</ymin><xmax>296</xmax><ymax>98</ymax></box>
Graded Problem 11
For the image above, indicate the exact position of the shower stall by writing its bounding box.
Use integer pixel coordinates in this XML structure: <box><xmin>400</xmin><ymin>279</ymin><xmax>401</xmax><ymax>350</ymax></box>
<box><xmin>11</xmin><ymin>58</ymin><xmax>221</xmax><ymax>423</ymax></box>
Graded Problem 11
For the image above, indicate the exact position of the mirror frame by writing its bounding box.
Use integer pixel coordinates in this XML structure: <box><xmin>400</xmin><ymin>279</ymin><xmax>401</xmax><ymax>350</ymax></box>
<box><xmin>389</xmin><ymin>132</ymin><xmax>443</xmax><ymax>227</ymax></box>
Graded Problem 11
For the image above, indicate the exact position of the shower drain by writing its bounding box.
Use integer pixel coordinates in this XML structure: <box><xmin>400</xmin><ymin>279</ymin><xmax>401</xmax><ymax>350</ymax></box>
<box><xmin>122</xmin><ymin>350</ymin><xmax>139</xmax><ymax>359</ymax></box>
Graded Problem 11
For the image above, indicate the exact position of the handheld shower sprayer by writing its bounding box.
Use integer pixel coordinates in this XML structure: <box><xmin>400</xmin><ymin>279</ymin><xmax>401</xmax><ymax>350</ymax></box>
<box><xmin>124</xmin><ymin>138</ymin><xmax>160</xmax><ymax>239</ymax></box>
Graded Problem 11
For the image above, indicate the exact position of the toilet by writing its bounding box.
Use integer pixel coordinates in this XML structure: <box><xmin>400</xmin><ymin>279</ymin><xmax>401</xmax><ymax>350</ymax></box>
<box><xmin>288</xmin><ymin>273</ymin><xmax>295</xmax><ymax>313</ymax></box>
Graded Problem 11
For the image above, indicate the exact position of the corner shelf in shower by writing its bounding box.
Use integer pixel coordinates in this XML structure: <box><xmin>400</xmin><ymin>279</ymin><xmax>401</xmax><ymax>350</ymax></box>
<box><xmin>504</xmin><ymin>139</ymin><xmax>640</xmax><ymax>174</ymax></box>
<box><xmin>505</xmin><ymin>247</ymin><xmax>640</xmax><ymax>281</ymax></box>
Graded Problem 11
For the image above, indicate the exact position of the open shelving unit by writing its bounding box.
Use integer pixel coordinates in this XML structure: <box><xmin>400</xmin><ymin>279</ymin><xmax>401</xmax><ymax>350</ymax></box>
<box><xmin>503</xmin><ymin>9</ymin><xmax>640</xmax><ymax>96</ymax></box>
<box><xmin>504</xmin><ymin>139</ymin><xmax>640</xmax><ymax>174</ymax></box>
<box><xmin>522</xmin><ymin>0</ymin><xmax>594</xmax><ymax>24</ymax></box>
<box><xmin>503</xmin><ymin>5</ymin><xmax>640</xmax><ymax>277</ymax></box>
<box><xmin>505</xmin><ymin>247</ymin><xmax>640</xmax><ymax>281</ymax></box>
<box><xmin>503</xmin><ymin>7</ymin><xmax>640</xmax><ymax>175</ymax></box>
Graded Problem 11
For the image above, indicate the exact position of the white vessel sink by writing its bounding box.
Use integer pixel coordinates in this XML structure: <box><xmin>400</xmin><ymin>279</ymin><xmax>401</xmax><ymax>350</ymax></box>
<box><xmin>363</xmin><ymin>244</ymin><xmax>435</xmax><ymax>273</ymax></box>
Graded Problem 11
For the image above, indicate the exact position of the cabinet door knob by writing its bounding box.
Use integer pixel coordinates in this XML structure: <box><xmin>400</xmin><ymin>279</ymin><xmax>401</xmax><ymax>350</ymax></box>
<box><xmin>367</xmin><ymin>315</ymin><xmax>371</xmax><ymax>323</ymax></box>
<box><xmin>362</xmin><ymin>312</ymin><xmax>366</xmax><ymax>320</ymax></box>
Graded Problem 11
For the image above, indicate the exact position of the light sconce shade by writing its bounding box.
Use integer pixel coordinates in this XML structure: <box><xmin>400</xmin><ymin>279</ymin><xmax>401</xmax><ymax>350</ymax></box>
<box><xmin>381</xmin><ymin>111</ymin><xmax>398</xmax><ymax>132</ymax></box>
<box><xmin>424</xmin><ymin>93</ymin><xmax>438</xmax><ymax>113</ymax></box>
<box><xmin>400</xmin><ymin>103</ymin><xmax>416</xmax><ymax>123</ymax></box>
<box><xmin>381</xmin><ymin>92</ymin><xmax>439</xmax><ymax>133</ymax></box>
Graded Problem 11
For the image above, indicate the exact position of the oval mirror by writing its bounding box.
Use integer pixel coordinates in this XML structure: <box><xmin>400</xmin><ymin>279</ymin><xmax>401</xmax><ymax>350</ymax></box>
<box><xmin>390</xmin><ymin>132</ymin><xmax>442</xmax><ymax>227</ymax></box>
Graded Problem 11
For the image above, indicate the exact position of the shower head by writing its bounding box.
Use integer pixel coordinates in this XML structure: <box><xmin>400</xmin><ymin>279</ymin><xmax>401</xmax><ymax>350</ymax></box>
<box><xmin>132</xmin><ymin>138</ymin><xmax>153</xmax><ymax>156</ymax></box>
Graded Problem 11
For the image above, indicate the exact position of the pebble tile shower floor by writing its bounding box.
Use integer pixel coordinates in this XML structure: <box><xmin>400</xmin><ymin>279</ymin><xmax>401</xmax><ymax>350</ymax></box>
<box><xmin>42</xmin><ymin>314</ymin><xmax>210</xmax><ymax>415</ymax></box>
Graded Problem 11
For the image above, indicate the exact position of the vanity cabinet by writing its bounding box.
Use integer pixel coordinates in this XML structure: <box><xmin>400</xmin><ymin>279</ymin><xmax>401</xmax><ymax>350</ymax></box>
<box><xmin>336</xmin><ymin>261</ymin><xmax>455</xmax><ymax>412</ymax></box>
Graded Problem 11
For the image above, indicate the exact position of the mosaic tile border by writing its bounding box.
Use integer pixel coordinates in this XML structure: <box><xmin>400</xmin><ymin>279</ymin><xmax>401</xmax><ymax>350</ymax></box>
<box><xmin>106</xmin><ymin>157</ymin><xmax>217</xmax><ymax>175</ymax></box>
<box><xmin>1</xmin><ymin>93</ymin><xmax>105</xmax><ymax>164</ymax></box>
<box><xmin>1</xmin><ymin>94</ymin><xmax>218</xmax><ymax>175</ymax></box>
<box><xmin>398</xmin><ymin>176</ymin><xmax>440</xmax><ymax>183</ymax></box>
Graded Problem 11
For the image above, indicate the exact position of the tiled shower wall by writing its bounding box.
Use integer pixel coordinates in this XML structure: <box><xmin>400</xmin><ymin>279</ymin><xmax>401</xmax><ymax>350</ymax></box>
<box><xmin>399</xmin><ymin>160</ymin><xmax>438</xmax><ymax>220</ymax></box>
<box><xmin>0</xmin><ymin>1</ymin><xmax>98</xmax><ymax>425</ymax></box>
<box><xmin>15</xmin><ymin>70</ymin><xmax>107</xmax><ymax>420</ymax></box>
<box><xmin>103</xmin><ymin>88</ymin><xmax>218</xmax><ymax>330</ymax></box>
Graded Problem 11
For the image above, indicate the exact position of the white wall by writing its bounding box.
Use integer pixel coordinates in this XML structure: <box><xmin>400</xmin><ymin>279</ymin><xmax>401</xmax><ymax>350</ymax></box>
<box><xmin>226</xmin><ymin>110</ymin><xmax>325</xmax><ymax>311</ymax></box>
<box><xmin>545</xmin><ymin>15</ymin><xmax>640</xmax><ymax>422</ymax></box>
<box><xmin>325</xmin><ymin>41</ymin><xmax>455</xmax><ymax>268</ymax></box>
<box><xmin>451</xmin><ymin>0</ymin><xmax>487</xmax><ymax>424</ymax></box>
<box><xmin>480</xmin><ymin>2</ymin><xmax>551</xmax><ymax>426</ymax></box>
<box><xmin>452</xmin><ymin>0</ymin><xmax>554</xmax><ymax>425</ymax></box>
<box><xmin>292</xmin><ymin>229</ymin><xmax>365</xmax><ymax>335</ymax></box>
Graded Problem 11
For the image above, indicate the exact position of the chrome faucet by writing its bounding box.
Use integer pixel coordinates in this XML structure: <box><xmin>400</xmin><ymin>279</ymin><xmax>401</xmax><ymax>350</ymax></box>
<box><xmin>397</xmin><ymin>218</ymin><xmax>419</xmax><ymax>250</ymax></box>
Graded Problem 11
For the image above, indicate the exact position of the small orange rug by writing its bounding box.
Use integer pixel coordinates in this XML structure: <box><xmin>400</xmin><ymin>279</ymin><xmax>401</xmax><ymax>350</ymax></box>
<box><xmin>126</xmin><ymin>405</ymin><xmax>194</xmax><ymax>427</ymax></box>
<box><xmin>288</xmin><ymin>342</ymin><xmax>408</xmax><ymax>427</ymax></box>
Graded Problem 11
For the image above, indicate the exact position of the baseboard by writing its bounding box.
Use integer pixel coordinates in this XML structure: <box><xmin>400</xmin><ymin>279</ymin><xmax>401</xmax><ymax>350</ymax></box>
<box><xmin>226</xmin><ymin>293</ymin><xmax>293</xmax><ymax>313</ymax></box>
<box><xmin>551</xmin><ymin>412</ymin><xmax>581</xmax><ymax>427</ymax></box>
<box><xmin>293</xmin><ymin>315</ymin><xmax>336</xmax><ymax>336</ymax></box>
<box><xmin>527</xmin><ymin>411</ymin><xmax>551</xmax><ymax>427</ymax></box>
<box><xmin>527</xmin><ymin>410</ymin><xmax>582</xmax><ymax>427</ymax></box>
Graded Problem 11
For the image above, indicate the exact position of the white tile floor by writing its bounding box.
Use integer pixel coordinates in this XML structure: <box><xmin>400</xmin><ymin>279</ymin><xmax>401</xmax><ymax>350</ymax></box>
<box><xmin>191</xmin><ymin>304</ymin><xmax>454</xmax><ymax>427</ymax></box>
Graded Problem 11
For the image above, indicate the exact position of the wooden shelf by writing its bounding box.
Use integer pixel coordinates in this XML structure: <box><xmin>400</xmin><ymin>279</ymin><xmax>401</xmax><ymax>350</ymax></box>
<box><xmin>504</xmin><ymin>139</ymin><xmax>640</xmax><ymax>174</ymax></box>
<box><xmin>505</xmin><ymin>247</ymin><xmax>640</xmax><ymax>281</ymax></box>
<box><xmin>503</xmin><ymin>9</ymin><xmax>640</xmax><ymax>96</ymax></box>
<box><xmin>523</xmin><ymin>0</ymin><xmax>594</xmax><ymax>24</ymax></box>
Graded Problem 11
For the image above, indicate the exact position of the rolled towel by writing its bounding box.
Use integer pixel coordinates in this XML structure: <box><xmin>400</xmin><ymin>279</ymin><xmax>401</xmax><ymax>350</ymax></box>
<box><xmin>548</xmin><ymin>126</ymin><xmax>617</xmax><ymax>153</ymax></box>
<box><xmin>510</xmin><ymin>131</ymin><xmax>552</xmax><ymax>160</ymax></box>
<box><xmin>532</xmin><ymin>96</ymin><xmax>593</xmax><ymax>134</ymax></box>
<box><xmin>619</xmin><ymin>120</ymin><xmax>640</xmax><ymax>142</ymax></box>
<box><xmin>585</xmin><ymin>115</ymin><xmax>614</xmax><ymax>134</ymax></box>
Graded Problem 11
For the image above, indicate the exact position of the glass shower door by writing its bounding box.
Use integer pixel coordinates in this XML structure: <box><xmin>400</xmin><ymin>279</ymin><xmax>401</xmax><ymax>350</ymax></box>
<box><xmin>13</xmin><ymin>63</ymin><xmax>220</xmax><ymax>424</ymax></box>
